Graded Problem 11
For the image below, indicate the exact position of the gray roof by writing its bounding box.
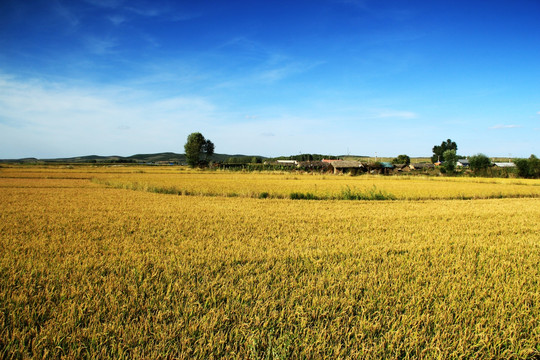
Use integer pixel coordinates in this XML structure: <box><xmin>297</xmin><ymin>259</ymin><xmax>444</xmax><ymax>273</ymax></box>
<box><xmin>331</xmin><ymin>160</ymin><xmax>362</xmax><ymax>168</ymax></box>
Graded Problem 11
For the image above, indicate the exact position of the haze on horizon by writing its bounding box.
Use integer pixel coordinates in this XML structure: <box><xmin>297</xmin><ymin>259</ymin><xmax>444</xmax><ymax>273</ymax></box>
<box><xmin>1</xmin><ymin>0</ymin><xmax>539</xmax><ymax>159</ymax></box>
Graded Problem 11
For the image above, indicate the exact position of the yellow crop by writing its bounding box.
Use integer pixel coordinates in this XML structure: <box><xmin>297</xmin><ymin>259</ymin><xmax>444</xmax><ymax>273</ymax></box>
<box><xmin>86</xmin><ymin>167</ymin><xmax>540</xmax><ymax>200</ymax></box>
<box><xmin>1</xmin><ymin>165</ymin><xmax>539</xmax><ymax>358</ymax></box>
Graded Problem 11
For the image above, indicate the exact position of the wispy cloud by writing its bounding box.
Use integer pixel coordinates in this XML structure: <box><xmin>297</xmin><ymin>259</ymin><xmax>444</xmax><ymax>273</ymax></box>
<box><xmin>83</xmin><ymin>0</ymin><xmax>124</xmax><ymax>9</ymax></box>
<box><xmin>84</xmin><ymin>1</ymin><xmax>196</xmax><ymax>23</ymax></box>
<box><xmin>108</xmin><ymin>15</ymin><xmax>126</xmax><ymax>26</ymax></box>
<box><xmin>0</xmin><ymin>74</ymin><xmax>216</xmax><ymax>158</ymax></box>
<box><xmin>84</xmin><ymin>36</ymin><xmax>117</xmax><ymax>55</ymax></box>
<box><xmin>213</xmin><ymin>37</ymin><xmax>324</xmax><ymax>86</ymax></box>
<box><xmin>375</xmin><ymin>110</ymin><xmax>418</xmax><ymax>119</ymax></box>
<box><xmin>334</xmin><ymin>0</ymin><xmax>414</xmax><ymax>21</ymax></box>
<box><xmin>258</xmin><ymin>64</ymin><xmax>303</xmax><ymax>83</ymax></box>
<box><xmin>53</xmin><ymin>0</ymin><xmax>79</xmax><ymax>27</ymax></box>
<box><xmin>334</xmin><ymin>0</ymin><xmax>370</xmax><ymax>11</ymax></box>
<box><xmin>490</xmin><ymin>124</ymin><xmax>522</xmax><ymax>129</ymax></box>
<box><xmin>218</xmin><ymin>37</ymin><xmax>273</xmax><ymax>61</ymax></box>
<box><xmin>126</xmin><ymin>6</ymin><xmax>167</xmax><ymax>17</ymax></box>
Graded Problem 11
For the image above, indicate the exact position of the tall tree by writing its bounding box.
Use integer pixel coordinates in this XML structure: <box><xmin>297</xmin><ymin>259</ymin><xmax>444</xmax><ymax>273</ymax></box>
<box><xmin>432</xmin><ymin>139</ymin><xmax>457</xmax><ymax>163</ymax></box>
<box><xmin>184</xmin><ymin>132</ymin><xmax>214</xmax><ymax>167</ymax></box>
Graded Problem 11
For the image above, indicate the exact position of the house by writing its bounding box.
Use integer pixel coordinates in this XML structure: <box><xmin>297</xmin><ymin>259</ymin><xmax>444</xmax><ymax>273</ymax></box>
<box><xmin>392</xmin><ymin>164</ymin><xmax>409</xmax><ymax>172</ymax></box>
<box><xmin>380</xmin><ymin>162</ymin><xmax>395</xmax><ymax>175</ymax></box>
<box><xmin>277</xmin><ymin>160</ymin><xmax>298</xmax><ymax>165</ymax></box>
<box><xmin>457</xmin><ymin>159</ymin><xmax>470</xmax><ymax>167</ymax></box>
<box><xmin>409</xmin><ymin>163</ymin><xmax>435</xmax><ymax>170</ymax></box>
<box><xmin>328</xmin><ymin>160</ymin><xmax>363</xmax><ymax>174</ymax></box>
<box><xmin>297</xmin><ymin>161</ymin><xmax>331</xmax><ymax>171</ymax></box>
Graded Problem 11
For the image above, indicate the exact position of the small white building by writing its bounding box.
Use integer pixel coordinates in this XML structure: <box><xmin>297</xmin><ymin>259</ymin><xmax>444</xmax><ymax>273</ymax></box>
<box><xmin>493</xmin><ymin>162</ymin><xmax>516</xmax><ymax>168</ymax></box>
<box><xmin>277</xmin><ymin>160</ymin><xmax>298</xmax><ymax>165</ymax></box>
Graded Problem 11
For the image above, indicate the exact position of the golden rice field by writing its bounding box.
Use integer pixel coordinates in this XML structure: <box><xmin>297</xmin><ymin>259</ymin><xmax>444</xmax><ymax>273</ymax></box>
<box><xmin>1</xmin><ymin>165</ymin><xmax>539</xmax><ymax>359</ymax></box>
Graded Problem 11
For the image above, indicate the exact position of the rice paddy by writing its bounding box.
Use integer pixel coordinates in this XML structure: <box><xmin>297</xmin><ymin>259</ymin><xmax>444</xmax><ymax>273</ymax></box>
<box><xmin>1</xmin><ymin>165</ymin><xmax>539</xmax><ymax>358</ymax></box>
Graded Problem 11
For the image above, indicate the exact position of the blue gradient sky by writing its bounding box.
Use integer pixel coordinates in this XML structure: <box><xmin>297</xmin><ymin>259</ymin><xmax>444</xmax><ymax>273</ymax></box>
<box><xmin>1</xmin><ymin>0</ymin><xmax>539</xmax><ymax>158</ymax></box>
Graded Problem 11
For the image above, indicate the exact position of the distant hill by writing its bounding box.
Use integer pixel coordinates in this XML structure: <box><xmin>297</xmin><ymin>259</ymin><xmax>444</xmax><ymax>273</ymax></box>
<box><xmin>0</xmin><ymin>152</ymin><xmax>265</xmax><ymax>165</ymax></box>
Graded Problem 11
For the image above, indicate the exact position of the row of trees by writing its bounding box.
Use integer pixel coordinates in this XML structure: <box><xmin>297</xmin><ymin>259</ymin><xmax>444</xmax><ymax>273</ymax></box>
<box><xmin>431</xmin><ymin>139</ymin><xmax>540</xmax><ymax>177</ymax></box>
<box><xmin>514</xmin><ymin>155</ymin><xmax>540</xmax><ymax>178</ymax></box>
<box><xmin>226</xmin><ymin>156</ymin><xmax>263</xmax><ymax>164</ymax></box>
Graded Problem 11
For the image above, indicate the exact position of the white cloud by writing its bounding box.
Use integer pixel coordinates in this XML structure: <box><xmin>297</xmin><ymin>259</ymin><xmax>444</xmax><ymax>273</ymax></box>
<box><xmin>489</xmin><ymin>124</ymin><xmax>522</xmax><ymax>129</ymax></box>
<box><xmin>258</xmin><ymin>65</ymin><xmax>299</xmax><ymax>83</ymax></box>
<box><xmin>0</xmin><ymin>74</ymin><xmax>216</xmax><ymax>158</ymax></box>
<box><xmin>257</xmin><ymin>61</ymin><xmax>324</xmax><ymax>83</ymax></box>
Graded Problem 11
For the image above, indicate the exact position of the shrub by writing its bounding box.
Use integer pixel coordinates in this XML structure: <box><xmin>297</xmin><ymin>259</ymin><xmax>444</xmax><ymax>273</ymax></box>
<box><xmin>289</xmin><ymin>192</ymin><xmax>318</xmax><ymax>200</ymax></box>
<box><xmin>469</xmin><ymin>154</ymin><xmax>492</xmax><ymax>172</ymax></box>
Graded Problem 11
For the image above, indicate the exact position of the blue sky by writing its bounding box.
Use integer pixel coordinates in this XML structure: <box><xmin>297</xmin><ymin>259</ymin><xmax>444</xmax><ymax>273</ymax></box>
<box><xmin>1</xmin><ymin>0</ymin><xmax>539</xmax><ymax>158</ymax></box>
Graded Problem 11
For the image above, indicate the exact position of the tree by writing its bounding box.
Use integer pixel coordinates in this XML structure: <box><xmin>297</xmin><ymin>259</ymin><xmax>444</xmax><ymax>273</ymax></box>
<box><xmin>514</xmin><ymin>158</ymin><xmax>530</xmax><ymax>178</ymax></box>
<box><xmin>514</xmin><ymin>154</ymin><xmax>540</xmax><ymax>178</ymax></box>
<box><xmin>442</xmin><ymin>149</ymin><xmax>457</xmax><ymax>172</ymax></box>
<box><xmin>529</xmin><ymin>154</ymin><xmax>540</xmax><ymax>178</ymax></box>
<box><xmin>392</xmin><ymin>154</ymin><xmax>410</xmax><ymax>165</ymax></box>
<box><xmin>184</xmin><ymin>132</ymin><xmax>214</xmax><ymax>167</ymax></box>
<box><xmin>432</xmin><ymin>139</ymin><xmax>457</xmax><ymax>163</ymax></box>
<box><xmin>469</xmin><ymin>154</ymin><xmax>491</xmax><ymax>172</ymax></box>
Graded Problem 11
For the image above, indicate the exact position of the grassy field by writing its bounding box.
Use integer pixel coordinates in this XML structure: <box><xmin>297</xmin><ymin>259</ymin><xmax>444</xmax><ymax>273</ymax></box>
<box><xmin>1</xmin><ymin>165</ymin><xmax>539</xmax><ymax>359</ymax></box>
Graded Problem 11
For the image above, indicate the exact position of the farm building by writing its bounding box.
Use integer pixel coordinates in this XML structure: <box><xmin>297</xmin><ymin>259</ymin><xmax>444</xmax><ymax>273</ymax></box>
<box><xmin>457</xmin><ymin>159</ymin><xmax>470</xmax><ymax>167</ymax></box>
<box><xmin>328</xmin><ymin>160</ymin><xmax>364</xmax><ymax>175</ymax></box>
<box><xmin>409</xmin><ymin>163</ymin><xmax>435</xmax><ymax>170</ymax></box>
<box><xmin>297</xmin><ymin>161</ymin><xmax>332</xmax><ymax>171</ymax></box>
<box><xmin>380</xmin><ymin>162</ymin><xmax>395</xmax><ymax>175</ymax></box>
<box><xmin>276</xmin><ymin>160</ymin><xmax>298</xmax><ymax>165</ymax></box>
<box><xmin>493</xmin><ymin>162</ymin><xmax>516</xmax><ymax>168</ymax></box>
<box><xmin>392</xmin><ymin>164</ymin><xmax>409</xmax><ymax>173</ymax></box>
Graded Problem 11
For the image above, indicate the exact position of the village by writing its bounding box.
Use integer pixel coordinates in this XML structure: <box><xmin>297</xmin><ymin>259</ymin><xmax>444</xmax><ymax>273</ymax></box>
<box><xmin>280</xmin><ymin>159</ymin><xmax>517</xmax><ymax>174</ymax></box>
<box><xmin>220</xmin><ymin>158</ymin><xmax>518</xmax><ymax>175</ymax></box>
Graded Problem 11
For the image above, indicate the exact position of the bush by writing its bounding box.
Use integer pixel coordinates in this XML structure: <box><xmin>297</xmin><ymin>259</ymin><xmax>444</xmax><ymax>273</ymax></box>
<box><xmin>514</xmin><ymin>159</ymin><xmax>530</xmax><ymax>178</ymax></box>
<box><xmin>469</xmin><ymin>154</ymin><xmax>491</xmax><ymax>172</ymax></box>
<box><xmin>514</xmin><ymin>155</ymin><xmax>540</xmax><ymax>178</ymax></box>
<box><xmin>289</xmin><ymin>192</ymin><xmax>318</xmax><ymax>200</ymax></box>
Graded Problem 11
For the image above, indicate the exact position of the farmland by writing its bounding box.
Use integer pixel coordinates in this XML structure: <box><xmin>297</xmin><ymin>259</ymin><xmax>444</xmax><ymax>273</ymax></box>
<box><xmin>1</xmin><ymin>165</ymin><xmax>539</xmax><ymax>359</ymax></box>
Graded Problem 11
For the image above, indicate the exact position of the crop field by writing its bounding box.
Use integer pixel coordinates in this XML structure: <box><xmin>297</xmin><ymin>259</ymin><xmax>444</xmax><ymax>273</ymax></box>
<box><xmin>1</xmin><ymin>165</ymin><xmax>539</xmax><ymax>359</ymax></box>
